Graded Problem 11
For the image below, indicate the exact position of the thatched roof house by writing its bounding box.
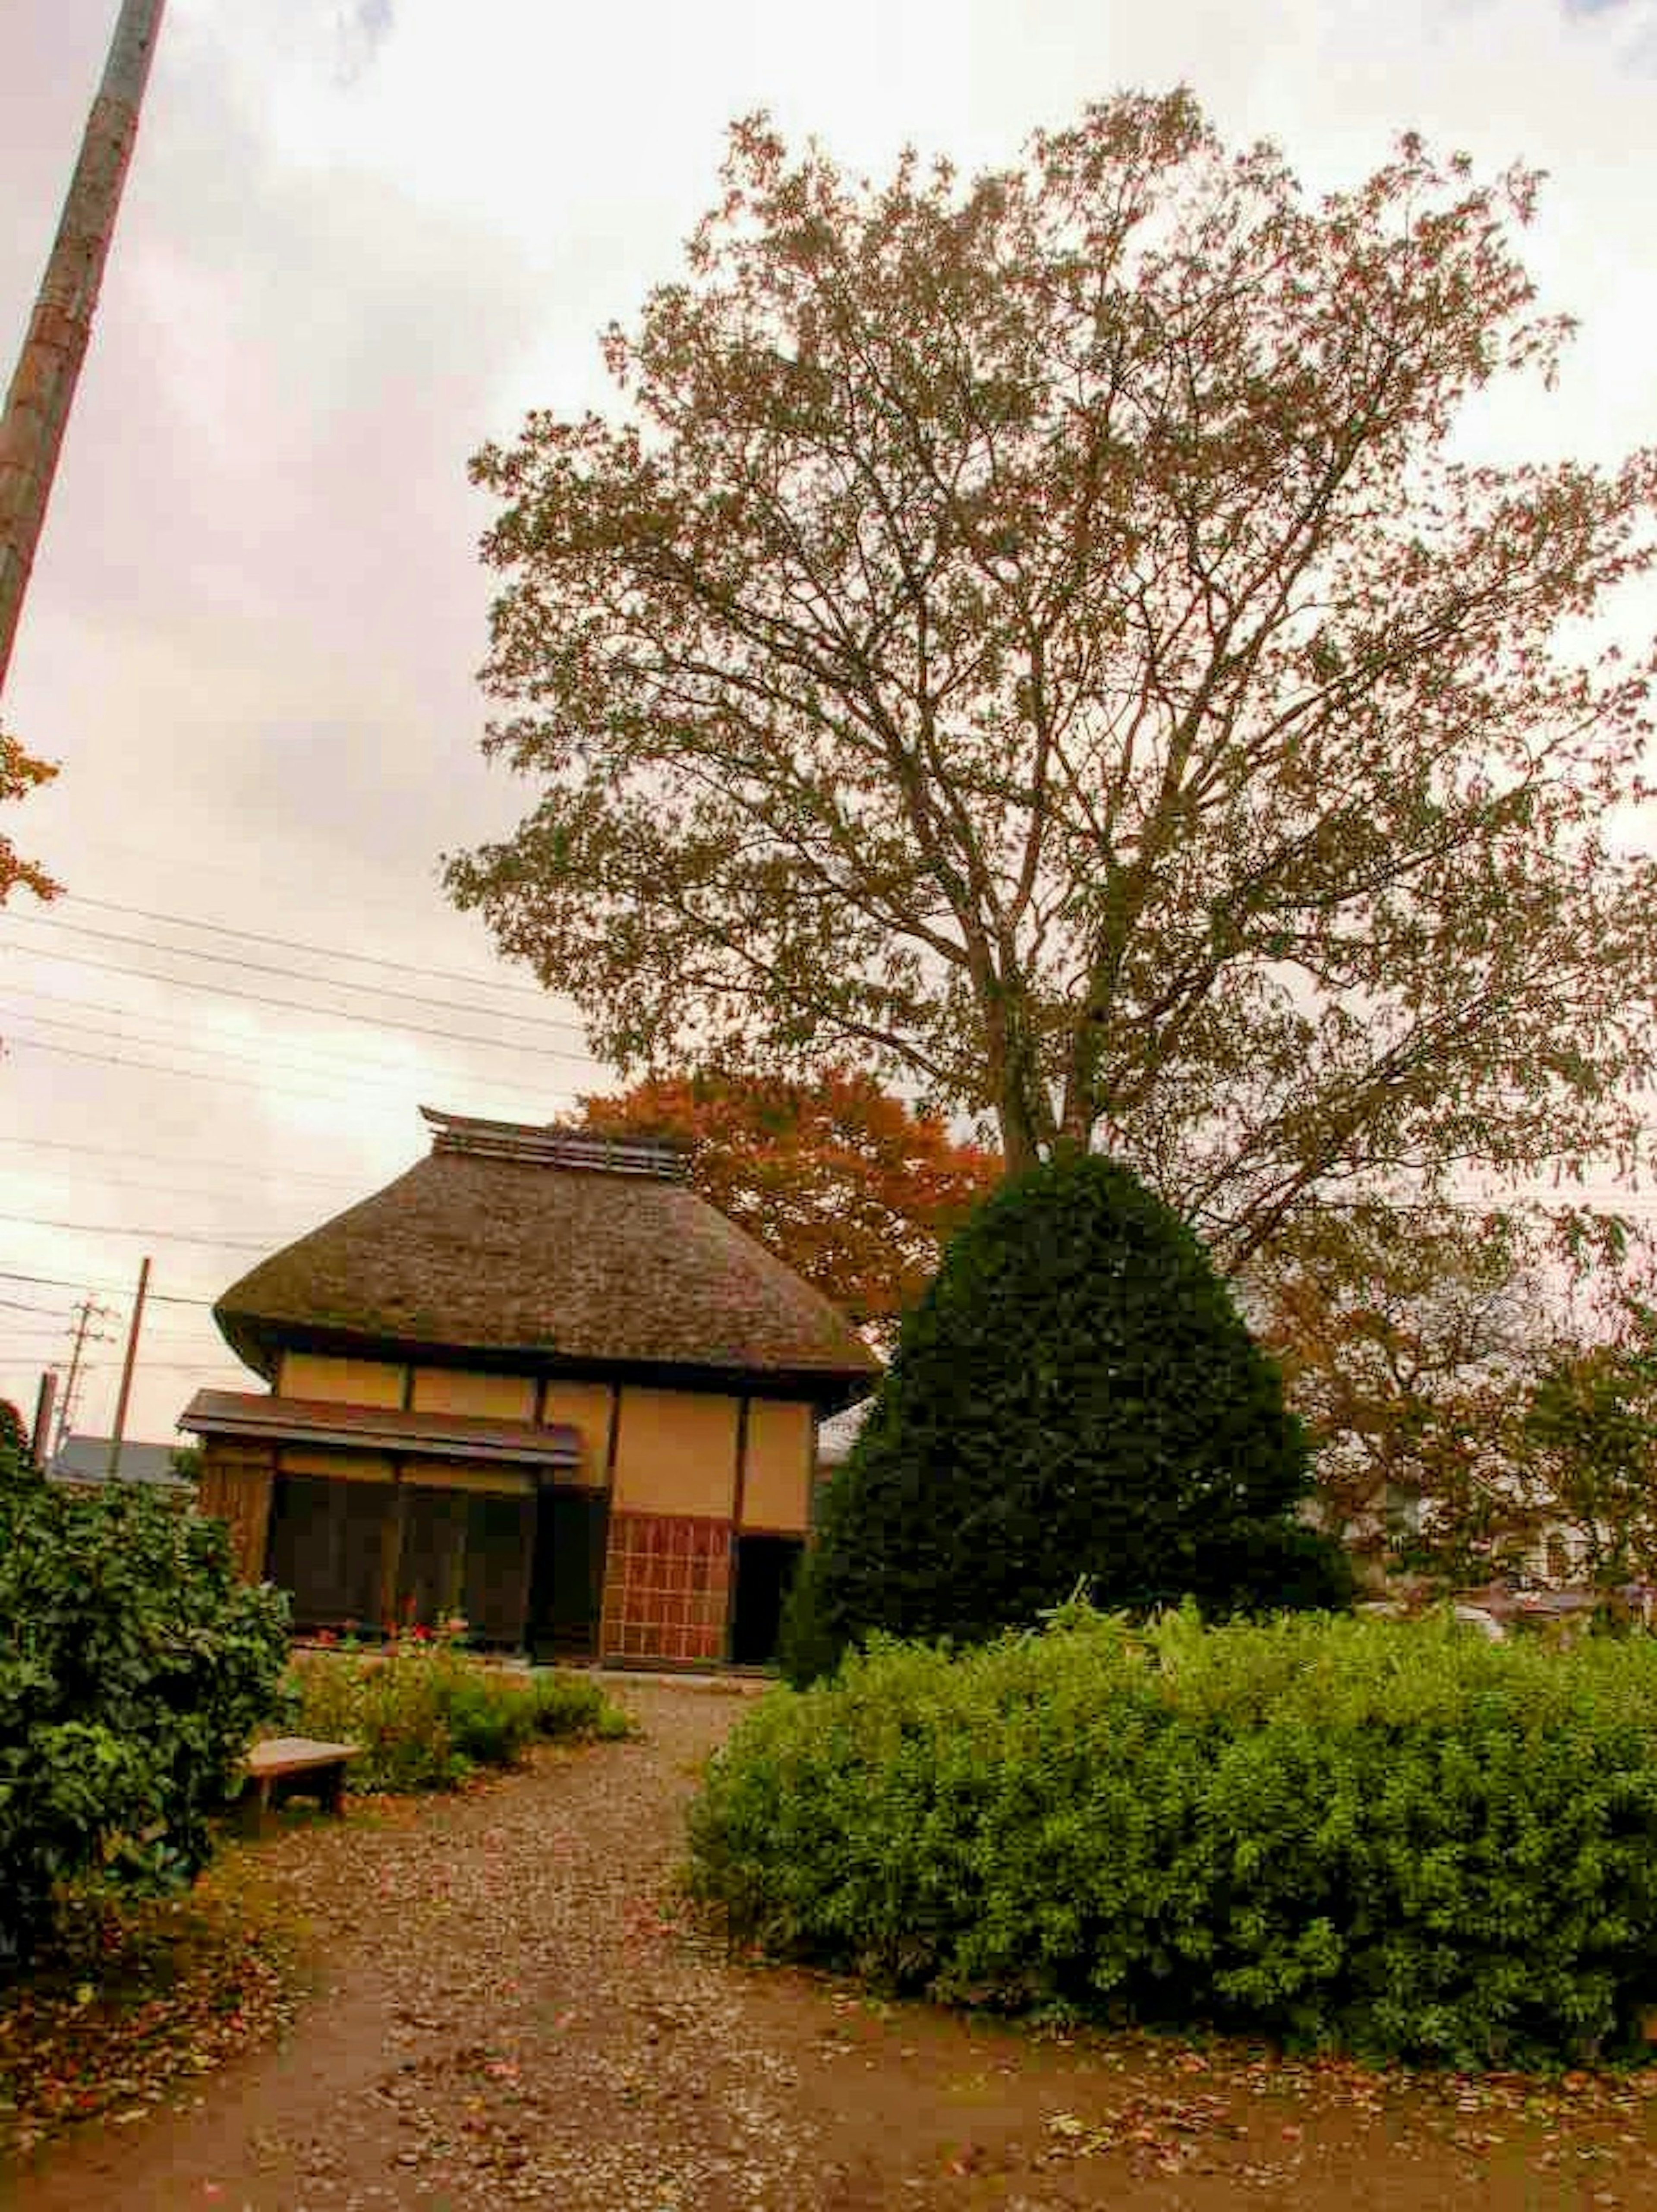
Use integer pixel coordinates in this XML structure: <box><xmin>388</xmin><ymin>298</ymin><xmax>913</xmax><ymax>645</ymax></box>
<box><xmin>184</xmin><ymin>1109</ymin><xmax>878</xmax><ymax>1665</ymax></box>
<box><xmin>214</xmin><ymin>1109</ymin><xmax>876</xmax><ymax>1398</ymax></box>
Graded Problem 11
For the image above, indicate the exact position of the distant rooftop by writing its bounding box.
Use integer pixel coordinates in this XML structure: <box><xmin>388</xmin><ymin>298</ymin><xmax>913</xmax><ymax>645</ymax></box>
<box><xmin>50</xmin><ymin>1434</ymin><xmax>190</xmax><ymax>1487</ymax></box>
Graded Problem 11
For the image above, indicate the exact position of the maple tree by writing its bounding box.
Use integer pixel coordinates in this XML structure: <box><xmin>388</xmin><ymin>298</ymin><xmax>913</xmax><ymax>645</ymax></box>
<box><xmin>580</xmin><ymin>1069</ymin><xmax>998</xmax><ymax>1332</ymax></box>
<box><xmin>0</xmin><ymin>726</ymin><xmax>57</xmax><ymax>907</ymax></box>
<box><xmin>1252</xmin><ymin>1203</ymin><xmax>1657</xmax><ymax>1584</ymax></box>
<box><xmin>1249</xmin><ymin>1203</ymin><xmax>1547</xmax><ymax>1575</ymax></box>
<box><xmin>449</xmin><ymin>91</ymin><xmax>1657</xmax><ymax>1266</ymax></box>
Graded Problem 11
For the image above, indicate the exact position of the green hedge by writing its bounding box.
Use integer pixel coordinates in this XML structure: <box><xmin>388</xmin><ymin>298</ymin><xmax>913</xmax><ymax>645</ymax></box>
<box><xmin>688</xmin><ymin>1607</ymin><xmax>1657</xmax><ymax>2067</ymax></box>
<box><xmin>0</xmin><ymin>1456</ymin><xmax>290</xmax><ymax>1969</ymax></box>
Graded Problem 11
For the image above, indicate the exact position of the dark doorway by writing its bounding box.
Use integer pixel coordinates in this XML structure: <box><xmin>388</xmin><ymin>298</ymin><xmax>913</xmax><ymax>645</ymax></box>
<box><xmin>395</xmin><ymin>1487</ymin><xmax>537</xmax><ymax>1646</ymax></box>
<box><xmin>397</xmin><ymin>1486</ymin><xmax>469</xmax><ymax>1627</ymax></box>
<box><xmin>459</xmin><ymin>1492</ymin><xmax>539</xmax><ymax>1647</ymax></box>
<box><xmin>730</xmin><ymin>1534</ymin><xmax>804</xmax><ymax>1666</ymax></box>
<box><xmin>266</xmin><ymin>1475</ymin><xmax>394</xmax><ymax>1633</ymax></box>
<box><xmin>526</xmin><ymin>1487</ymin><xmax>609</xmax><ymax>1660</ymax></box>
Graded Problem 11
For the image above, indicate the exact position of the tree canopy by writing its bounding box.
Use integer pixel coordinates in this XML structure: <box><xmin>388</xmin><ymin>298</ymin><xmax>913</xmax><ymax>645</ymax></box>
<box><xmin>448</xmin><ymin>92</ymin><xmax>1657</xmax><ymax>1265</ymax></box>
<box><xmin>579</xmin><ymin>1068</ymin><xmax>998</xmax><ymax>1333</ymax></box>
<box><xmin>1251</xmin><ymin>1202</ymin><xmax>1657</xmax><ymax>1583</ymax></box>
<box><xmin>1251</xmin><ymin>1202</ymin><xmax>1547</xmax><ymax>1565</ymax></box>
<box><xmin>1520</xmin><ymin>1302</ymin><xmax>1657</xmax><ymax>1588</ymax></box>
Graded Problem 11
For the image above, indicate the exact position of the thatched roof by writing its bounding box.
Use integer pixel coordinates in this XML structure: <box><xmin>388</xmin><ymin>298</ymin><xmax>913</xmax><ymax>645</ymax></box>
<box><xmin>214</xmin><ymin>1109</ymin><xmax>879</xmax><ymax>1407</ymax></box>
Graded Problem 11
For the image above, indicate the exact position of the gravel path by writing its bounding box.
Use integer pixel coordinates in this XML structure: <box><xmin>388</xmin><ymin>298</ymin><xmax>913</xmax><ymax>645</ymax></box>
<box><xmin>8</xmin><ymin>1682</ymin><xmax>829</xmax><ymax>2211</ymax></box>
<box><xmin>11</xmin><ymin>1679</ymin><xmax>1657</xmax><ymax>2211</ymax></box>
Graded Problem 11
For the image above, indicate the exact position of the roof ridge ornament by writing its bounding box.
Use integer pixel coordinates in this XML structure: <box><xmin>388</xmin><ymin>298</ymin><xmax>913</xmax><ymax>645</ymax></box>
<box><xmin>418</xmin><ymin>1105</ymin><xmax>690</xmax><ymax>1180</ymax></box>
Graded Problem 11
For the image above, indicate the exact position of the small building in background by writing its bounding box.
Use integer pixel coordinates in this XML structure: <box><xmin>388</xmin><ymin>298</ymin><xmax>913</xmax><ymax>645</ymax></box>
<box><xmin>49</xmin><ymin>1434</ymin><xmax>192</xmax><ymax>1490</ymax></box>
<box><xmin>181</xmin><ymin>1109</ymin><xmax>877</xmax><ymax>1666</ymax></box>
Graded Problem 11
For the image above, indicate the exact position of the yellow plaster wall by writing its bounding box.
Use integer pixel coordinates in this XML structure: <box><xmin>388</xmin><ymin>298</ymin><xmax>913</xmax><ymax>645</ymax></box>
<box><xmin>539</xmin><ymin>1379</ymin><xmax>615</xmax><ymax>1489</ymax></box>
<box><xmin>279</xmin><ymin>1448</ymin><xmax>396</xmax><ymax>1483</ymax></box>
<box><xmin>279</xmin><ymin>1353</ymin><xmax>406</xmax><ymax>1407</ymax></box>
<box><xmin>410</xmin><ymin>1367</ymin><xmax>536</xmax><ymax>1421</ymax></box>
<box><xmin>402</xmin><ymin>1461</ymin><xmax>533</xmax><ymax>1496</ymax></box>
<box><xmin>740</xmin><ymin>1400</ymin><xmax>814</xmax><ymax>1534</ymax></box>
<box><xmin>612</xmin><ymin>1387</ymin><xmax>739</xmax><ymax>1519</ymax></box>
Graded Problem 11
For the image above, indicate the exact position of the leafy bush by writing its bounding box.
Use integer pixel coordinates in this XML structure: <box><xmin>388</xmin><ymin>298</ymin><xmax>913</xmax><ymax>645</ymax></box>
<box><xmin>783</xmin><ymin>1152</ymin><xmax>1349</xmax><ymax>1683</ymax></box>
<box><xmin>690</xmin><ymin>1606</ymin><xmax>1657</xmax><ymax>2067</ymax></box>
<box><xmin>0</xmin><ymin>1443</ymin><xmax>290</xmax><ymax>1969</ymax></box>
<box><xmin>287</xmin><ymin>1637</ymin><xmax>630</xmax><ymax>1793</ymax></box>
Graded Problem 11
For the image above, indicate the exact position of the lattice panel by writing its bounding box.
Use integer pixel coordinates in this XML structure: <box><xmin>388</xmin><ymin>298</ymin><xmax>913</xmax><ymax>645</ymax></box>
<box><xmin>599</xmin><ymin>1510</ymin><xmax>731</xmax><ymax>1663</ymax></box>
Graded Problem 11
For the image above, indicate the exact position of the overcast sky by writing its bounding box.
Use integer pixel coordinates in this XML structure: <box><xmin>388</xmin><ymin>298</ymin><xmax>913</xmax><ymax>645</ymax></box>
<box><xmin>2</xmin><ymin>0</ymin><xmax>1655</xmax><ymax>1445</ymax></box>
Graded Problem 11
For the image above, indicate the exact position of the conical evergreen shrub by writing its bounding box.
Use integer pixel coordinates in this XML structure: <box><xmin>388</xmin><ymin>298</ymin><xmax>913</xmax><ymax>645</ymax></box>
<box><xmin>783</xmin><ymin>1151</ymin><xmax>1349</xmax><ymax>1682</ymax></box>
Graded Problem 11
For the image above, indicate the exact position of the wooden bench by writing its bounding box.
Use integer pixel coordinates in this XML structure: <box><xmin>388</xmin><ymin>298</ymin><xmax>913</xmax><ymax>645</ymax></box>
<box><xmin>239</xmin><ymin>1736</ymin><xmax>359</xmax><ymax>1830</ymax></box>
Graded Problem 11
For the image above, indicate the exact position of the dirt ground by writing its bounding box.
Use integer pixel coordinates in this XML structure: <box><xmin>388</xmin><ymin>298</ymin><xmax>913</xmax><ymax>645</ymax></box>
<box><xmin>6</xmin><ymin>1677</ymin><xmax>1657</xmax><ymax>2211</ymax></box>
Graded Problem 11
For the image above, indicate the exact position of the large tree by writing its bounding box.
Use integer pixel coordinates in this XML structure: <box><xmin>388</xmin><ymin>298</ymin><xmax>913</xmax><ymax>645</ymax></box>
<box><xmin>579</xmin><ymin>1068</ymin><xmax>998</xmax><ymax>1334</ymax></box>
<box><xmin>448</xmin><ymin>92</ymin><xmax>1657</xmax><ymax>1264</ymax></box>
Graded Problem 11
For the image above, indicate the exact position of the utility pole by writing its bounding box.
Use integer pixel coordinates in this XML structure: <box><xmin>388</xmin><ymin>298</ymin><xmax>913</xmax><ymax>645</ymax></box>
<box><xmin>55</xmin><ymin>1294</ymin><xmax>114</xmax><ymax>1452</ymax></box>
<box><xmin>107</xmin><ymin>1252</ymin><xmax>150</xmax><ymax>1477</ymax></box>
<box><xmin>0</xmin><ymin>0</ymin><xmax>167</xmax><ymax>694</ymax></box>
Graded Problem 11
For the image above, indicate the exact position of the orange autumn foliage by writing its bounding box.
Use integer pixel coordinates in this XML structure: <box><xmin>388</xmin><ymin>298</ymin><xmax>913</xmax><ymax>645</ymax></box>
<box><xmin>581</xmin><ymin>1070</ymin><xmax>1000</xmax><ymax>1335</ymax></box>
<box><xmin>0</xmin><ymin>727</ymin><xmax>57</xmax><ymax>906</ymax></box>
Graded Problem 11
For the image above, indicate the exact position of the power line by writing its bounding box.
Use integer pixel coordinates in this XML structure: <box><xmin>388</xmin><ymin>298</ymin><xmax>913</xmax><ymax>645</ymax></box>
<box><xmin>0</xmin><ymin>940</ymin><xmax>598</xmax><ymax>1067</ymax></box>
<box><xmin>0</xmin><ymin>1162</ymin><xmax>350</xmax><ymax>1212</ymax></box>
<box><xmin>0</xmin><ymin>994</ymin><xmax>566</xmax><ymax>1105</ymax></box>
<box><xmin>0</xmin><ymin>1134</ymin><xmax>365</xmax><ymax>1184</ymax></box>
<box><xmin>63</xmin><ymin>894</ymin><xmax>562</xmax><ymax>1006</ymax></box>
<box><xmin>3</xmin><ymin>1033</ymin><xmax>569</xmax><ymax>1118</ymax></box>
<box><xmin>0</xmin><ymin>1210</ymin><xmax>275</xmax><ymax>1250</ymax></box>
<box><xmin>0</xmin><ymin>1290</ymin><xmax>227</xmax><ymax>1334</ymax></box>
<box><xmin>3</xmin><ymin>1033</ymin><xmax>375</xmax><ymax>1108</ymax></box>
<box><xmin>2</xmin><ymin>911</ymin><xmax>586</xmax><ymax>1037</ymax></box>
<box><xmin>0</xmin><ymin>1269</ymin><xmax>217</xmax><ymax>1306</ymax></box>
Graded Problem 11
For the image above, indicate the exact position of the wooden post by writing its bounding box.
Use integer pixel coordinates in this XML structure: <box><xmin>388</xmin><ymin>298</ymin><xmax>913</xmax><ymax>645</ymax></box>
<box><xmin>0</xmin><ymin>0</ymin><xmax>167</xmax><ymax>693</ymax></box>
<box><xmin>107</xmin><ymin>1252</ymin><xmax>150</xmax><ymax>1477</ymax></box>
<box><xmin>724</xmin><ymin>1395</ymin><xmax>751</xmax><ymax>1663</ymax></box>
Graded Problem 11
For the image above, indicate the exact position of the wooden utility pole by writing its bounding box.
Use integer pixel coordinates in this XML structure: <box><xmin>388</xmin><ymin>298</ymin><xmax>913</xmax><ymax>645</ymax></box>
<box><xmin>107</xmin><ymin>1253</ymin><xmax>151</xmax><ymax>1477</ymax></box>
<box><xmin>0</xmin><ymin>0</ymin><xmax>166</xmax><ymax>695</ymax></box>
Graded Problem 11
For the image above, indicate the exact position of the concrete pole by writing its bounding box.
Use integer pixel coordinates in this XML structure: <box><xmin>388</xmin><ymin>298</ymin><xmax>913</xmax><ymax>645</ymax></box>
<box><xmin>0</xmin><ymin>0</ymin><xmax>166</xmax><ymax>695</ymax></box>
<box><xmin>56</xmin><ymin>1293</ymin><xmax>108</xmax><ymax>1452</ymax></box>
<box><xmin>29</xmin><ymin>1369</ymin><xmax>57</xmax><ymax>1468</ymax></box>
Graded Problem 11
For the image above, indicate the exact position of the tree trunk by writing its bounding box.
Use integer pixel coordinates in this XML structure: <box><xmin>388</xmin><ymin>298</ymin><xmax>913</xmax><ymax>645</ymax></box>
<box><xmin>0</xmin><ymin>0</ymin><xmax>166</xmax><ymax>694</ymax></box>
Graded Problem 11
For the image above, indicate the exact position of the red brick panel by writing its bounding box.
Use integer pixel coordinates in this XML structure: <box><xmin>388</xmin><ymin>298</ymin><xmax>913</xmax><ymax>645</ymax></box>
<box><xmin>599</xmin><ymin>1510</ymin><xmax>731</xmax><ymax>1664</ymax></box>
